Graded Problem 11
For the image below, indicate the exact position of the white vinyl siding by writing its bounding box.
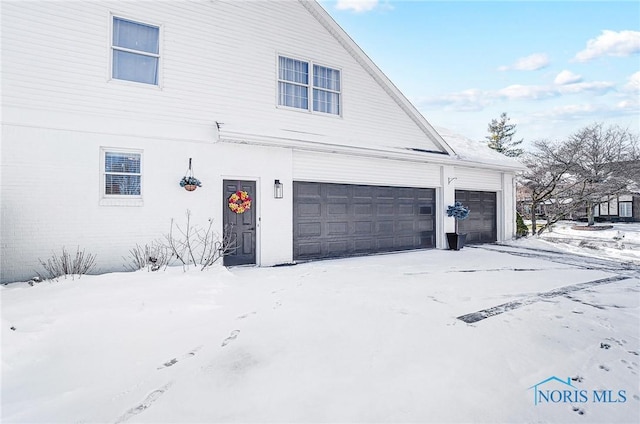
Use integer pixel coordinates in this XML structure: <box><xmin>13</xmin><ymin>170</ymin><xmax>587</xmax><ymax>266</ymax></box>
<box><xmin>278</xmin><ymin>56</ymin><xmax>341</xmax><ymax>115</ymax></box>
<box><xmin>112</xmin><ymin>17</ymin><xmax>160</xmax><ymax>85</ymax></box>
<box><xmin>454</xmin><ymin>167</ymin><xmax>503</xmax><ymax>191</ymax></box>
<box><xmin>293</xmin><ymin>150</ymin><xmax>440</xmax><ymax>187</ymax></box>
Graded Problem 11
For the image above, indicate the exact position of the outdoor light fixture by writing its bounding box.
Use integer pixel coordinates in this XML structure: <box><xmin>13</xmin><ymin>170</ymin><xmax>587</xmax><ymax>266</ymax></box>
<box><xmin>274</xmin><ymin>179</ymin><xmax>284</xmax><ymax>199</ymax></box>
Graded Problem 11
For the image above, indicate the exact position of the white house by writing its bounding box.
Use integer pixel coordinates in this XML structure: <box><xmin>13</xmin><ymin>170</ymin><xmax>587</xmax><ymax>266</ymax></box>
<box><xmin>0</xmin><ymin>0</ymin><xmax>523</xmax><ymax>283</ymax></box>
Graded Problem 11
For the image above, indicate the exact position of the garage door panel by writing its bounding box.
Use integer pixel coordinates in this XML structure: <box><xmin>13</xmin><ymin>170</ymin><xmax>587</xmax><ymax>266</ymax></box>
<box><xmin>354</xmin><ymin>186</ymin><xmax>374</xmax><ymax>198</ymax></box>
<box><xmin>327</xmin><ymin>222</ymin><xmax>348</xmax><ymax>235</ymax></box>
<box><xmin>297</xmin><ymin>242</ymin><xmax>321</xmax><ymax>256</ymax></box>
<box><xmin>327</xmin><ymin>185</ymin><xmax>349</xmax><ymax>198</ymax></box>
<box><xmin>418</xmin><ymin>220</ymin><xmax>433</xmax><ymax>231</ymax></box>
<box><xmin>377</xmin><ymin>221</ymin><xmax>394</xmax><ymax>234</ymax></box>
<box><xmin>294</xmin><ymin>182</ymin><xmax>436</xmax><ymax>260</ymax></box>
<box><xmin>355</xmin><ymin>221</ymin><xmax>373</xmax><ymax>234</ymax></box>
<box><xmin>298</xmin><ymin>203</ymin><xmax>321</xmax><ymax>217</ymax></box>
<box><xmin>327</xmin><ymin>203</ymin><xmax>347</xmax><ymax>215</ymax></box>
<box><xmin>296</xmin><ymin>183</ymin><xmax>321</xmax><ymax>197</ymax></box>
<box><xmin>354</xmin><ymin>239</ymin><xmax>374</xmax><ymax>251</ymax></box>
<box><xmin>419</xmin><ymin>205</ymin><xmax>433</xmax><ymax>216</ymax></box>
<box><xmin>376</xmin><ymin>187</ymin><xmax>395</xmax><ymax>199</ymax></box>
<box><xmin>327</xmin><ymin>240</ymin><xmax>349</xmax><ymax>254</ymax></box>
<box><xmin>455</xmin><ymin>190</ymin><xmax>497</xmax><ymax>244</ymax></box>
<box><xmin>297</xmin><ymin>223</ymin><xmax>322</xmax><ymax>237</ymax></box>
<box><xmin>354</xmin><ymin>204</ymin><xmax>372</xmax><ymax>216</ymax></box>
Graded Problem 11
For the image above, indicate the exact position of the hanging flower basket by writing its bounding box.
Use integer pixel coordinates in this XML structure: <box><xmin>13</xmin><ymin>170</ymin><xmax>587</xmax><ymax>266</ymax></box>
<box><xmin>179</xmin><ymin>158</ymin><xmax>202</xmax><ymax>192</ymax></box>
<box><xmin>180</xmin><ymin>176</ymin><xmax>202</xmax><ymax>191</ymax></box>
<box><xmin>228</xmin><ymin>190</ymin><xmax>252</xmax><ymax>214</ymax></box>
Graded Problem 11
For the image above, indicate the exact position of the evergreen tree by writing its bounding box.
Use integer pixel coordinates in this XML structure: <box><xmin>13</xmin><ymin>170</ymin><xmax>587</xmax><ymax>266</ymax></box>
<box><xmin>485</xmin><ymin>112</ymin><xmax>524</xmax><ymax>157</ymax></box>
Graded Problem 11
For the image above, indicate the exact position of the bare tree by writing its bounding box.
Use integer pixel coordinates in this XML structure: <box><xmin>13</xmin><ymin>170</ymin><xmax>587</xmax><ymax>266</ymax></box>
<box><xmin>519</xmin><ymin>139</ymin><xmax>580</xmax><ymax>234</ymax></box>
<box><xmin>567</xmin><ymin>123</ymin><xmax>637</xmax><ymax>225</ymax></box>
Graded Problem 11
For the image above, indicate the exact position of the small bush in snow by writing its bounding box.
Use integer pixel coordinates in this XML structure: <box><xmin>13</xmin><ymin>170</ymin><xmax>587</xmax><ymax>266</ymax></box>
<box><xmin>37</xmin><ymin>246</ymin><xmax>97</xmax><ymax>280</ymax></box>
<box><xmin>164</xmin><ymin>210</ymin><xmax>237</xmax><ymax>271</ymax></box>
<box><xmin>516</xmin><ymin>212</ymin><xmax>529</xmax><ymax>238</ymax></box>
<box><xmin>126</xmin><ymin>210</ymin><xmax>237</xmax><ymax>273</ymax></box>
<box><xmin>124</xmin><ymin>242</ymin><xmax>170</xmax><ymax>272</ymax></box>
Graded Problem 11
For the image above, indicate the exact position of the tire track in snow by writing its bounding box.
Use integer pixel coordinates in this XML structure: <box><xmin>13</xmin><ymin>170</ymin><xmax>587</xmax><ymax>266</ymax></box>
<box><xmin>457</xmin><ymin>275</ymin><xmax>631</xmax><ymax>323</ymax></box>
<box><xmin>472</xmin><ymin>244</ymin><xmax>640</xmax><ymax>275</ymax></box>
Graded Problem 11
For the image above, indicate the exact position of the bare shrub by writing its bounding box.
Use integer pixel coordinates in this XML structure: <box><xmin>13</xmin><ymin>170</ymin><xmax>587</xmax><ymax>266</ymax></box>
<box><xmin>165</xmin><ymin>211</ymin><xmax>237</xmax><ymax>271</ymax></box>
<box><xmin>124</xmin><ymin>242</ymin><xmax>170</xmax><ymax>272</ymax></box>
<box><xmin>38</xmin><ymin>246</ymin><xmax>97</xmax><ymax>280</ymax></box>
<box><xmin>129</xmin><ymin>210</ymin><xmax>237</xmax><ymax>273</ymax></box>
<box><xmin>199</xmin><ymin>222</ymin><xmax>237</xmax><ymax>270</ymax></box>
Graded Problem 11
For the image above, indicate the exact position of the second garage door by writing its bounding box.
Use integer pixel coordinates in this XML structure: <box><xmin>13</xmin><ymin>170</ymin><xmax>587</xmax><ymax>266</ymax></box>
<box><xmin>294</xmin><ymin>182</ymin><xmax>436</xmax><ymax>260</ymax></box>
<box><xmin>455</xmin><ymin>190</ymin><xmax>497</xmax><ymax>244</ymax></box>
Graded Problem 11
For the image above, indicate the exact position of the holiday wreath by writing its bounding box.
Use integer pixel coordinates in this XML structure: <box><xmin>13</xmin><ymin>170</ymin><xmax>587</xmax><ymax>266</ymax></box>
<box><xmin>228</xmin><ymin>190</ymin><xmax>252</xmax><ymax>214</ymax></box>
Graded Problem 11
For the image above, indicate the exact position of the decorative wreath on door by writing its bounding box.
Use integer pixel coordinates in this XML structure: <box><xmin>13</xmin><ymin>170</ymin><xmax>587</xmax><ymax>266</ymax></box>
<box><xmin>228</xmin><ymin>190</ymin><xmax>252</xmax><ymax>214</ymax></box>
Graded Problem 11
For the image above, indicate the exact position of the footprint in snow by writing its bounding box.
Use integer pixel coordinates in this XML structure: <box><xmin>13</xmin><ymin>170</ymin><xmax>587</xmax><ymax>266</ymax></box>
<box><xmin>599</xmin><ymin>364</ymin><xmax>610</xmax><ymax>372</ymax></box>
<box><xmin>222</xmin><ymin>330</ymin><xmax>240</xmax><ymax>347</ymax></box>
<box><xmin>572</xmin><ymin>406</ymin><xmax>586</xmax><ymax>415</ymax></box>
<box><xmin>157</xmin><ymin>346</ymin><xmax>202</xmax><ymax>370</ymax></box>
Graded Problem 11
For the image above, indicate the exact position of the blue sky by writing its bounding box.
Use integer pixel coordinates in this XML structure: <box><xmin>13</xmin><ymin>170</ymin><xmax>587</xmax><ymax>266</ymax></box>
<box><xmin>320</xmin><ymin>0</ymin><xmax>640</xmax><ymax>147</ymax></box>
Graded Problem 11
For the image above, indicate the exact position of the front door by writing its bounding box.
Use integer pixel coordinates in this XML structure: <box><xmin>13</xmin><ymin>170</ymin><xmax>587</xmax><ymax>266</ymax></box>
<box><xmin>223</xmin><ymin>180</ymin><xmax>256</xmax><ymax>266</ymax></box>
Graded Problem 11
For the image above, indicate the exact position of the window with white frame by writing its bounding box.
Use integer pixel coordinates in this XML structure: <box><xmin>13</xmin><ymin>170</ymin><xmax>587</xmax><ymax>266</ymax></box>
<box><xmin>102</xmin><ymin>149</ymin><xmax>142</xmax><ymax>197</ymax></box>
<box><xmin>278</xmin><ymin>56</ymin><xmax>341</xmax><ymax>115</ymax></box>
<box><xmin>112</xmin><ymin>17</ymin><xmax>159</xmax><ymax>85</ymax></box>
<box><xmin>619</xmin><ymin>202</ymin><xmax>633</xmax><ymax>218</ymax></box>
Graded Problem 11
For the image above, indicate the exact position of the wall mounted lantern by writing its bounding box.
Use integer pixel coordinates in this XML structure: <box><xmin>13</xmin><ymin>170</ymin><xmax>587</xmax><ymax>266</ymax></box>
<box><xmin>274</xmin><ymin>179</ymin><xmax>284</xmax><ymax>199</ymax></box>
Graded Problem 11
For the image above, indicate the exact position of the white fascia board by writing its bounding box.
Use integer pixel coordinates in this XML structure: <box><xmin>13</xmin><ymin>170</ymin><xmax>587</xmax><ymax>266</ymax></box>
<box><xmin>219</xmin><ymin>130</ymin><xmax>526</xmax><ymax>173</ymax></box>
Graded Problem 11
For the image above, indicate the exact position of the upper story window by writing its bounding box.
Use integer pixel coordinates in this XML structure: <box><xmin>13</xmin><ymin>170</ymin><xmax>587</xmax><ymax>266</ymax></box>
<box><xmin>112</xmin><ymin>17</ymin><xmax>159</xmax><ymax>85</ymax></box>
<box><xmin>103</xmin><ymin>149</ymin><xmax>142</xmax><ymax>197</ymax></box>
<box><xmin>278</xmin><ymin>56</ymin><xmax>341</xmax><ymax>115</ymax></box>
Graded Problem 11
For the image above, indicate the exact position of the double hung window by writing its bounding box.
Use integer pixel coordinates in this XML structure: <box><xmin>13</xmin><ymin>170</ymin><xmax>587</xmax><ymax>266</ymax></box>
<box><xmin>102</xmin><ymin>149</ymin><xmax>142</xmax><ymax>197</ymax></box>
<box><xmin>112</xmin><ymin>17</ymin><xmax>159</xmax><ymax>85</ymax></box>
<box><xmin>278</xmin><ymin>56</ymin><xmax>341</xmax><ymax>115</ymax></box>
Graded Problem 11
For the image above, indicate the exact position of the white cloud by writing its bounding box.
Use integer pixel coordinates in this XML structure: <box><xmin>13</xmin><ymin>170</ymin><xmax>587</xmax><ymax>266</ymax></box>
<box><xmin>624</xmin><ymin>71</ymin><xmax>640</xmax><ymax>92</ymax></box>
<box><xmin>554</xmin><ymin>70</ymin><xmax>582</xmax><ymax>85</ymax></box>
<box><xmin>416</xmin><ymin>88</ymin><xmax>491</xmax><ymax>112</ymax></box>
<box><xmin>557</xmin><ymin>81</ymin><xmax>615</xmax><ymax>95</ymax></box>
<box><xmin>419</xmin><ymin>79</ymin><xmax>615</xmax><ymax>112</ymax></box>
<box><xmin>528</xmin><ymin>104</ymin><xmax>603</xmax><ymax>122</ymax></box>
<box><xmin>498</xmin><ymin>53</ymin><xmax>550</xmax><ymax>71</ymax></box>
<box><xmin>574</xmin><ymin>30</ymin><xmax>640</xmax><ymax>62</ymax></box>
<box><xmin>497</xmin><ymin>84</ymin><xmax>557</xmax><ymax>100</ymax></box>
<box><xmin>616</xmin><ymin>99</ymin><xmax>639</xmax><ymax>110</ymax></box>
<box><xmin>335</xmin><ymin>0</ymin><xmax>379</xmax><ymax>13</ymax></box>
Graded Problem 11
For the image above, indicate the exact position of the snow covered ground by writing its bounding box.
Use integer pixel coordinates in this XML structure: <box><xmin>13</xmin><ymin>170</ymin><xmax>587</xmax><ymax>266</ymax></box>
<box><xmin>2</xmin><ymin>222</ymin><xmax>639</xmax><ymax>423</ymax></box>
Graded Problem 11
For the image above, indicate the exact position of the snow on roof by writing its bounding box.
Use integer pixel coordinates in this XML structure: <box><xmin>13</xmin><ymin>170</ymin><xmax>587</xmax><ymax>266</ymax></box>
<box><xmin>435</xmin><ymin>126</ymin><xmax>525</xmax><ymax>170</ymax></box>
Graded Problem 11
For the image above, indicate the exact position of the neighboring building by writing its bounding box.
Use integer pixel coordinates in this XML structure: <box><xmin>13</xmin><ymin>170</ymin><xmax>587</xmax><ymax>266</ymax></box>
<box><xmin>593</xmin><ymin>194</ymin><xmax>639</xmax><ymax>222</ymax></box>
<box><xmin>0</xmin><ymin>0</ymin><xmax>523</xmax><ymax>283</ymax></box>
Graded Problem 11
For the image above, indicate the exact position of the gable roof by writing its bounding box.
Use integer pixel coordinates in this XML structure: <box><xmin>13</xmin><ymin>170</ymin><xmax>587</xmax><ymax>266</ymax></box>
<box><xmin>300</xmin><ymin>1</ymin><xmax>455</xmax><ymax>157</ymax></box>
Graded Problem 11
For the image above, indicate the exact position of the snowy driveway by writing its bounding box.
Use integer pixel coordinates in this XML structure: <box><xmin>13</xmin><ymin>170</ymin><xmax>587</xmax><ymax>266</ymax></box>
<box><xmin>2</xmin><ymin>245</ymin><xmax>639</xmax><ymax>423</ymax></box>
